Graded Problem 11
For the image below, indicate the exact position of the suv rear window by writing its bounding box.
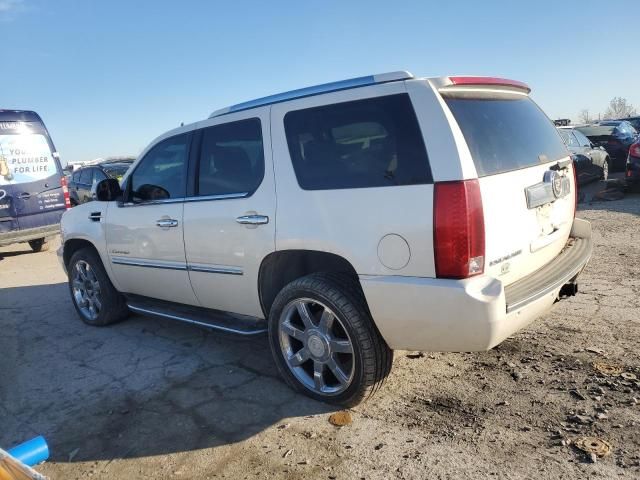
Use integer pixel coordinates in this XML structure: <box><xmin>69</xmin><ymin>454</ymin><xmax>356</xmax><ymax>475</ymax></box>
<box><xmin>284</xmin><ymin>94</ymin><xmax>432</xmax><ymax>190</ymax></box>
<box><xmin>445</xmin><ymin>95</ymin><xmax>568</xmax><ymax>177</ymax></box>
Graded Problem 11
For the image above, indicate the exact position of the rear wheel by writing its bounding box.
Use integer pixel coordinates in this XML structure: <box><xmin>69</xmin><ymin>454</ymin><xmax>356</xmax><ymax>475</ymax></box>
<box><xmin>68</xmin><ymin>247</ymin><xmax>128</xmax><ymax>326</ymax></box>
<box><xmin>268</xmin><ymin>273</ymin><xmax>393</xmax><ymax>406</ymax></box>
<box><xmin>28</xmin><ymin>238</ymin><xmax>49</xmax><ymax>252</ymax></box>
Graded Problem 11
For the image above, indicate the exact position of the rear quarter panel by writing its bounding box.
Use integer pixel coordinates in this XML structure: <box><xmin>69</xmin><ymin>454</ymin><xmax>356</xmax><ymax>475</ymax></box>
<box><xmin>270</xmin><ymin>82</ymin><xmax>437</xmax><ymax>277</ymax></box>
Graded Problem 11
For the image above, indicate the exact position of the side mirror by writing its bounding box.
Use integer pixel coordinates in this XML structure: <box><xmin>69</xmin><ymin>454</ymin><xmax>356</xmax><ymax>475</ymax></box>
<box><xmin>93</xmin><ymin>178</ymin><xmax>122</xmax><ymax>201</ymax></box>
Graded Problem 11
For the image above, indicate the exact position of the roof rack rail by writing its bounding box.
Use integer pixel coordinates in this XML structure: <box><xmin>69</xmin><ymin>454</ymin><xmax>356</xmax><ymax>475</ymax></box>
<box><xmin>209</xmin><ymin>71</ymin><xmax>414</xmax><ymax>118</ymax></box>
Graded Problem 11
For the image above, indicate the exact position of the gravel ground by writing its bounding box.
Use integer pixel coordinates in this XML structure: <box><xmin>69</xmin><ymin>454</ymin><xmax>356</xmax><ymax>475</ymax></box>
<box><xmin>1</xmin><ymin>177</ymin><xmax>638</xmax><ymax>479</ymax></box>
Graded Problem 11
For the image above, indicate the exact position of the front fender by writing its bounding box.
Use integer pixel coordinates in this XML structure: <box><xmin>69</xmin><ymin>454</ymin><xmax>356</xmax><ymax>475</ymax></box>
<box><xmin>60</xmin><ymin>202</ymin><xmax>120</xmax><ymax>289</ymax></box>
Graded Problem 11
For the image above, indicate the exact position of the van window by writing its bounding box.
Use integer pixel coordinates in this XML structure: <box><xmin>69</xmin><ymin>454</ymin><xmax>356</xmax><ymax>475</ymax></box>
<box><xmin>0</xmin><ymin>132</ymin><xmax>57</xmax><ymax>185</ymax></box>
<box><xmin>284</xmin><ymin>94</ymin><xmax>432</xmax><ymax>190</ymax></box>
<box><xmin>197</xmin><ymin>118</ymin><xmax>264</xmax><ymax>196</ymax></box>
<box><xmin>445</xmin><ymin>95</ymin><xmax>568</xmax><ymax>176</ymax></box>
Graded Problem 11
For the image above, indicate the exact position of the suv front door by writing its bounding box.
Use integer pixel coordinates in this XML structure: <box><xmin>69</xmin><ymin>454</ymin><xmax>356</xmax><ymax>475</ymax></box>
<box><xmin>106</xmin><ymin>132</ymin><xmax>198</xmax><ymax>305</ymax></box>
<box><xmin>183</xmin><ymin>109</ymin><xmax>275</xmax><ymax>318</ymax></box>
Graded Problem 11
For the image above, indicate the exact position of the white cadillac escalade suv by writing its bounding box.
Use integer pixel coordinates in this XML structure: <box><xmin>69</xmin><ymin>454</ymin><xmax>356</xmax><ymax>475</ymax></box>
<box><xmin>58</xmin><ymin>71</ymin><xmax>592</xmax><ymax>406</ymax></box>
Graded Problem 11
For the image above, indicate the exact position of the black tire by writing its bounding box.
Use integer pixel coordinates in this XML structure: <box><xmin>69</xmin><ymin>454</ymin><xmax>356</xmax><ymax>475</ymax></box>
<box><xmin>28</xmin><ymin>238</ymin><xmax>49</xmax><ymax>252</ymax></box>
<box><xmin>268</xmin><ymin>272</ymin><xmax>393</xmax><ymax>406</ymax></box>
<box><xmin>70</xmin><ymin>198</ymin><xmax>78</xmax><ymax>207</ymax></box>
<box><xmin>68</xmin><ymin>247</ymin><xmax>129</xmax><ymax>326</ymax></box>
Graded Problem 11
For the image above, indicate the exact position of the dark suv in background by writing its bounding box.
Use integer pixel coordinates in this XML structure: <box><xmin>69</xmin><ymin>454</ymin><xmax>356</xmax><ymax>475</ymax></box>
<box><xmin>0</xmin><ymin>109</ymin><xmax>68</xmax><ymax>252</ymax></box>
<box><xmin>68</xmin><ymin>160</ymin><xmax>132</xmax><ymax>206</ymax></box>
<box><xmin>575</xmin><ymin>121</ymin><xmax>638</xmax><ymax>171</ymax></box>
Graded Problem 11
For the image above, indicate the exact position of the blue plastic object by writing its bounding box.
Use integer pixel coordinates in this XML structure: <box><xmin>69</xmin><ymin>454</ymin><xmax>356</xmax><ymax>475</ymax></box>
<box><xmin>8</xmin><ymin>436</ymin><xmax>49</xmax><ymax>467</ymax></box>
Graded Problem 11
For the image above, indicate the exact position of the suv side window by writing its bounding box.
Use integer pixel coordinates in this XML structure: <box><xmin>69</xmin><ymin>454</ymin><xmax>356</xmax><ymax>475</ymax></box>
<box><xmin>129</xmin><ymin>134</ymin><xmax>189</xmax><ymax>202</ymax></box>
<box><xmin>72</xmin><ymin>171</ymin><xmax>81</xmax><ymax>183</ymax></box>
<box><xmin>284</xmin><ymin>94</ymin><xmax>432</xmax><ymax>190</ymax></box>
<box><xmin>196</xmin><ymin>118</ymin><xmax>264</xmax><ymax>197</ymax></box>
<box><xmin>79</xmin><ymin>168</ymin><xmax>92</xmax><ymax>185</ymax></box>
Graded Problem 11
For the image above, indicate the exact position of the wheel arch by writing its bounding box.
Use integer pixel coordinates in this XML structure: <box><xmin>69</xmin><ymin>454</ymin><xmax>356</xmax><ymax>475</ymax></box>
<box><xmin>63</xmin><ymin>238</ymin><xmax>101</xmax><ymax>269</ymax></box>
<box><xmin>258</xmin><ymin>249</ymin><xmax>362</xmax><ymax>318</ymax></box>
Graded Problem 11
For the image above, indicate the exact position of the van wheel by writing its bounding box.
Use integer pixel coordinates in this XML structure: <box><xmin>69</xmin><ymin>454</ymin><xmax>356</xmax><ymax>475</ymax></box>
<box><xmin>268</xmin><ymin>272</ymin><xmax>393</xmax><ymax>406</ymax></box>
<box><xmin>28</xmin><ymin>238</ymin><xmax>49</xmax><ymax>252</ymax></box>
<box><xmin>68</xmin><ymin>247</ymin><xmax>128</xmax><ymax>326</ymax></box>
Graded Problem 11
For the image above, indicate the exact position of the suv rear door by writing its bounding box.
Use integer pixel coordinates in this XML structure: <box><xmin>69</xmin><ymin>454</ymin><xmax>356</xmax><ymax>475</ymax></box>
<box><xmin>440</xmin><ymin>86</ymin><xmax>575</xmax><ymax>286</ymax></box>
<box><xmin>0</xmin><ymin>121</ymin><xmax>66</xmax><ymax>231</ymax></box>
<box><xmin>182</xmin><ymin>108</ymin><xmax>275</xmax><ymax>318</ymax></box>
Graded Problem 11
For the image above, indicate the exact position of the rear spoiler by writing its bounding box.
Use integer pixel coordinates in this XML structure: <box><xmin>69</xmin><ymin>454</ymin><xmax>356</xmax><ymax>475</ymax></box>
<box><xmin>431</xmin><ymin>76</ymin><xmax>531</xmax><ymax>94</ymax></box>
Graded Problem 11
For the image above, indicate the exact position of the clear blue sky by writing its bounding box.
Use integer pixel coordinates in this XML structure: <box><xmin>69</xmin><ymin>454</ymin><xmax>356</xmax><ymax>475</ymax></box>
<box><xmin>2</xmin><ymin>0</ymin><xmax>639</xmax><ymax>165</ymax></box>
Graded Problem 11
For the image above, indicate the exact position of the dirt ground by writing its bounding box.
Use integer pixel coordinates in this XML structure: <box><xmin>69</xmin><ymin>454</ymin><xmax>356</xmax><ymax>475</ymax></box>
<box><xmin>1</xmin><ymin>176</ymin><xmax>639</xmax><ymax>480</ymax></box>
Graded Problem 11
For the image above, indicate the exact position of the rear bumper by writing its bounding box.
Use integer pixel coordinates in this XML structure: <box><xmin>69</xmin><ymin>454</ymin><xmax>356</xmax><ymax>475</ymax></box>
<box><xmin>0</xmin><ymin>224</ymin><xmax>60</xmax><ymax>247</ymax></box>
<box><xmin>361</xmin><ymin>218</ymin><xmax>592</xmax><ymax>352</ymax></box>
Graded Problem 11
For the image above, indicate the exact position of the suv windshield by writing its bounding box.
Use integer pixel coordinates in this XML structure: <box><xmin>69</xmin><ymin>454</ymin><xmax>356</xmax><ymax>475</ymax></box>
<box><xmin>444</xmin><ymin>95</ymin><xmax>568</xmax><ymax>176</ymax></box>
<box><xmin>0</xmin><ymin>122</ymin><xmax>57</xmax><ymax>185</ymax></box>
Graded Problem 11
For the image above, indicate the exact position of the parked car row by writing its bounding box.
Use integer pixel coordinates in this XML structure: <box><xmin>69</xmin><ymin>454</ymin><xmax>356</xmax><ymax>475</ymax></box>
<box><xmin>557</xmin><ymin>119</ymin><xmax>639</xmax><ymax>188</ymax></box>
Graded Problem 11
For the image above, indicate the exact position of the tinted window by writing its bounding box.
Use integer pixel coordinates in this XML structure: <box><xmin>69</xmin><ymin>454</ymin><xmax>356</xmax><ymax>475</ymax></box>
<box><xmin>79</xmin><ymin>169</ymin><xmax>92</xmax><ymax>184</ymax></box>
<box><xmin>129</xmin><ymin>134</ymin><xmax>188</xmax><ymax>202</ymax></box>
<box><xmin>93</xmin><ymin>169</ymin><xmax>107</xmax><ymax>183</ymax></box>
<box><xmin>197</xmin><ymin>118</ymin><xmax>264</xmax><ymax>196</ymax></box>
<box><xmin>445</xmin><ymin>95</ymin><xmax>568</xmax><ymax>176</ymax></box>
<box><xmin>72</xmin><ymin>171</ymin><xmax>81</xmax><ymax>183</ymax></box>
<box><xmin>284</xmin><ymin>94</ymin><xmax>432</xmax><ymax>190</ymax></box>
<box><xmin>573</xmin><ymin>130</ymin><xmax>591</xmax><ymax>147</ymax></box>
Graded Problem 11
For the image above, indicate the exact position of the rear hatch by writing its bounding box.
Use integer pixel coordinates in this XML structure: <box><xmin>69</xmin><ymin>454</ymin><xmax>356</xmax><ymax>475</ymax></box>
<box><xmin>0</xmin><ymin>121</ymin><xmax>66</xmax><ymax>231</ymax></box>
<box><xmin>441</xmin><ymin>83</ymin><xmax>575</xmax><ymax>286</ymax></box>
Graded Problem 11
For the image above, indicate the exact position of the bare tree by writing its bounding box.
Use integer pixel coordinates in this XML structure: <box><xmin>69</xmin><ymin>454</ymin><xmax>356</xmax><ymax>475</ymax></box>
<box><xmin>578</xmin><ymin>109</ymin><xmax>594</xmax><ymax>124</ymax></box>
<box><xmin>603</xmin><ymin>97</ymin><xmax>637</xmax><ymax>120</ymax></box>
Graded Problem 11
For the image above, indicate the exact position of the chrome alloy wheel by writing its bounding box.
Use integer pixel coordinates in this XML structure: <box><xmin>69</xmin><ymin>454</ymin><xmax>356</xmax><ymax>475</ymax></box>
<box><xmin>72</xmin><ymin>260</ymin><xmax>102</xmax><ymax>321</ymax></box>
<box><xmin>278</xmin><ymin>298</ymin><xmax>355</xmax><ymax>395</ymax></box>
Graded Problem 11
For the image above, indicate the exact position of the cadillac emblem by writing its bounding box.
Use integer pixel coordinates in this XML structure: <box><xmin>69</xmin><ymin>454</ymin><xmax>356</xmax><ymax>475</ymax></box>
<box><xmin>544</xmin><ymin>170</ymin><xmax>564</xmax><ymax>198</ymax></box>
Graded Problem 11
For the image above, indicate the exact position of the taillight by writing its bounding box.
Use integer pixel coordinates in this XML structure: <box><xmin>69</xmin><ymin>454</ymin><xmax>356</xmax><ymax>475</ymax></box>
<box><xmin>61</xmin><ymin>176</ymin><xmax>71</xmax><ymax>209</ymax></box>
<box><xmin>434</xmin><ymin>179</ymin><xmax>485</xmax><ymax>279</ymax></box>
<box><xmin>630</xmin><ymin>143</ymin><xmax>640</xmax><ymax>158</ymax></box>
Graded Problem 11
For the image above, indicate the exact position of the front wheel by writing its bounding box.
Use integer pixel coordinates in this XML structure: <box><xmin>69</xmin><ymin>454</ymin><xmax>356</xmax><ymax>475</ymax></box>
<box><xmin>268</xmin><ymin>273</ymin><xmax>393</xmax><ymax>406</ymax></box>
<box><xmin>68</xmin><ymin>247</ymin><xmax>129</xmax><ymax>326</ymax></box>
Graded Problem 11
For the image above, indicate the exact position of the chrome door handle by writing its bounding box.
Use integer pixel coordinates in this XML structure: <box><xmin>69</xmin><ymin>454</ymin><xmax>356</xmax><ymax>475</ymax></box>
<box><xmin>156</xmin><ymin>218</ymin><xmax>179</xmax><ymax>228</ymax></box>
<box><xmin>236</xmin><ymin>214</ymin><xmax>269</xmax><ymax>225</ymax></box>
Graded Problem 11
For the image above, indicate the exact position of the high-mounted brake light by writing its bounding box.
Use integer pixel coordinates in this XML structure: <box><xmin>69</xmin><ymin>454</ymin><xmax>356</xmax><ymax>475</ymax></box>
<box><xmin>60</xmin><ymin>176</ymin><xmax>71</xmax><ymax>209</ymax></box>
<box><xmin>448</xmin><ymin>76</ymin><xmax>531</xmax><ymax>93</ymax></box>
<box><xmin>434</xmin><ymin>180</ymin><xmax>485</xmax><ymax>279</ymax></box>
